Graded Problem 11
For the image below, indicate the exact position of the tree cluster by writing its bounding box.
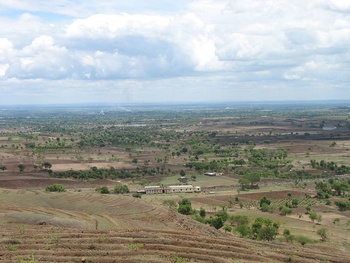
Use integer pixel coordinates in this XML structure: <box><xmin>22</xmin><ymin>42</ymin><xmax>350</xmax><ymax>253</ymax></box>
<box><xmin>45</xmin><ymin>184</ymin><xmax>66</xmax><ymax>192</ymax></box>
<box><xmin>311</xmin><ymin>159</ymin><xmax>350</xmax><ymax>175</ymax></box>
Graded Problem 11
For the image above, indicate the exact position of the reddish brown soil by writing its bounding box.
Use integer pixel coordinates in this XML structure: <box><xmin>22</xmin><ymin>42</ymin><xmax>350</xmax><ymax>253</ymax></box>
<box><xmin>1</xmin><ymin>222</ymin><xmax>349</xmax><ymax>263</ymax></box>
<box><xmin>0</xmin><ymin>185</ymin><xmax>349</xmax><ymax>262</ymax></box>
<box><xmin>237</xmin><ymin>190</ymin><xmax>307</xmax><ymax>201</ymax></box>
<box><xmin>0</xmin><ymin>175</ymin><xmax>116</xmax><ymax>189</ymax></box>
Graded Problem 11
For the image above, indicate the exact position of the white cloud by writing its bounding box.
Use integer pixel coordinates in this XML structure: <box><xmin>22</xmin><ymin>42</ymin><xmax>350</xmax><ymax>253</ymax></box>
<box><xmin>319</xmin><ymin>0</ymin><xmax>350</xmax><ymax>12</ymax></box>
<box><xmin>0</xmin><ymin>38</ymin><xmax>13</xmax><ymax>58</ymax></box>
<box><xmin>0</xmin><ymin>0</ymin><xmax>349</xmax><ymax>104</ymax></box>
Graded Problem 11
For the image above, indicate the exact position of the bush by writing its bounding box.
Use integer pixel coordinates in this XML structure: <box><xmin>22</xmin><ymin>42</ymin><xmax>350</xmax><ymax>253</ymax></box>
<box><xmin>193</xmin><ymin>214</ymin><xmax>207</xmax><ymax>224</ymax></box>
<box><xmin>260</xmin><ymin>196</ymin><xmax>271</xmax><ymax>207</ymax></box>
<box><xmin>292</xmin><ymin>198</ymin><xmax>299</xmax><ymax>208</ymax></box>
<box><xmin>223</xmin><ymin>225</ymin><xmax>233</xmax><ymax>233</ymax></box>
<box><xmin>209</xmin><ymin>216</ymin><xmax>224</xmax><ymax>229</ymax></box>
<box><xmin>283</xmin><ymin>229</ymin><xmax>294</xmax><ymax>243</ymax></box>
<box><xmin>162</xmin><ymin>199</ymin><xmax>177</xmax><ymax>209</ymax></box>
<box><xmin>95</xmin><ymin>186</ymin><xmax>110</xmax><ymax>194</ymax></box>
<box><xmin>45</xmin><ymin>184</ymin><xmax>66</xmax><ymax>192</ymax></box>
<box><xmin>178</xmin><ymin>199</ymin><xmax>193</xmax><ymax>215</ymax></box>
<box><xmin>279</xmin><ymin>206</ymin><xmax>292</xmax><ymax>216</ymax></box>
<box><xmin>236</xmin><ymin>224</ymin><xmax>252</xmax><ymax>238</ymax></box>
<box><xmin>334</xmin><ymin>200</ymin><xmax>350</xmax><ymax>211</ymax></box>
<box><xmin>114</xmin><ymin>185</ymin><xmax>129</xmax><ymax>194</ymax></box>
<box><xmin>309</xmin><ymin>212</ymin><xmax>318</xmax><ymax>223</ymax></box>
<box><xmin>261</xmin><ymin>203</ymin><xmax>271</xmax><ymax>212</ymax></box>
<box><xmin>199</xmin><ymin>207</ymin><xmax>206</xmax><ymax>218</ymax></box>
<box><xmin>317</xmin><ymin>228</ymin><xmax>328</xmax><ymax>241</ymax></box>
<box><xmin>132</xmin><ymin>193</ymin><xmax>142</xmax><ymax>198</ymax></box>
<box><xmin>215</xmin><ymin>210</ymin><xmax>229</xmax><ymax>222</ymax></box>
<box><xmin>294</xmin><ymin>235</ymin><xmax>316</xmax><ymax>245</ymax></box>
<box><xmin>229</xmin><ymin>215</ymin><xmax>250</xmax><ymax>226</ymax></box>
<box><xmin>252</xmin><ymin>217</ymin><xmax>279</xmax><ymax>241</ymax></box>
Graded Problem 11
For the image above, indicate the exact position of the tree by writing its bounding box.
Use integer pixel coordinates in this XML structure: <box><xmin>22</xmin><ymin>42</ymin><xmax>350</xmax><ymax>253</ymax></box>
<box><xmin>96</xmin><ymin>186</ymin><xmax>110</xmax><ymax>194</ymax></box>
<box><xmin>42</xmin><ymin>162</ymin><xmax>52</xmax><ymax>169</ymax></box>
<box><xmin>18</xmin><ymin>164</ymin><xmax>26</xmax><ymax>172</ymax></box>
<box><xmin>334</xmin><ymin>200</ymin><xmax>350</xmax><ymax>211</ymax></box>
<box><xmin>209</xmin><ymin>216</ymin><xmax>224</xmax><ymax>229</ymax></box>
<box><xmin>252</xmin><ymin>217</ymin><xmax>279</xmax><ymax>241</ymax></box>
<box><xmin>238</xmin><ymin>178</ymin><xmax>250</xmax><ymax>190</ymax></box>
<box><xmin>199</xmin><ymin>207</ymin><xmax>206</xmax><ymax>218</ymax></box>
<box><xmin>46</xmin><ymin>184</ymin><xmax>66</xmax><ymax>192</ymax></box>
<box><xmin>25</xmin><ymin>142</ymin><xmax>36</xmax><ymax>149</ymax></box>
<box><xmin>229</xmin><ymin>215</ymin><xmax>249</xmax><ymax>226</ymax></box>
<box><xmin>114</xmin><ymin>184</ymin><xmax>129</xmax><ymax>194</ymax></box>
<box><xmin>179</xmin><ymin>170</ymin><xmax>186</xmax><ymax>177</ymax></box>
<box><xmin>178</xmin><ymin>199</ymin><xmax>193</xmax><ymax>215</ymax></box>
<box><xmin>309</xmin><ymin>212</ymin><xmax>318</xmax><ymax>223</ymax></box>
<box><xmin>283</xmin><ymin>229</ymin><xmax>294</xmax><ymax>243</ymax></box>
<box><xmin>236</xmin><ymin>224</ymin><xmax>252</xmax><ymax>238</ymax></box>
<box><xmin>215</xmin><ymin>210</ymin><xmax>229</xmax><ymax>222</ymax></box>
<box><xmin>279</xmin><ymin>206</ymin><xmax>292</xmax><ymax>216</ymax></box>
<box><xmin>260</xmin><ymin>196</ymin><xmax>271</xmax><ymax>207</ymax></box>
<box><xmin>0</xmin><ymin>165</ymin><xmax>6</xmax><ymax>172</ymax></box>
<box><xmin>317</xmin><ymin>228</ymin><xmax>328</xmax><ymax>241</ymax></box>
<box><xmin>292</xmin><ymin>198</ymin><xmax>299</xmax><ymax>208</ymax></box>
<box><xmin>132</xmin><ymin>193</ymin><xmax>142</xmax><ymax>198</ymax></box>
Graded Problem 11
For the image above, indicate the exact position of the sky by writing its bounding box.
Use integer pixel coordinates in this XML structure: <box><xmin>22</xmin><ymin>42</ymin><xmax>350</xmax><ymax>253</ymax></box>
<box><xmin>0</xmin><ymin>0</ymin><xmax>349</xmax><ymax>105</ymax></box>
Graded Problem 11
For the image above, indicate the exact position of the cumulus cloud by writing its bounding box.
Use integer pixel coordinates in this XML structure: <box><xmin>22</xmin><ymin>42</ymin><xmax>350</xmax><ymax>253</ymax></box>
<box><xmin>0</xmin><ymin>0</ymin><xmax>349</xmax><ymax>104</ymax></box>
<box><xmin>1</xmin><ymin>12</ymin><xmax>223</xmax><ymax>80</ymax></box>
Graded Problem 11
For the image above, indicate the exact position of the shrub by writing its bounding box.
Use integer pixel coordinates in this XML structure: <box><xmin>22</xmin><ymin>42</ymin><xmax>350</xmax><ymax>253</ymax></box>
<box><xmin>305</xmin><ymin>205</ymin><xmax>311</xmax><ymax>214</ymax></box>
<box><xmin>279</xmin><ymin>206</ymin><xmax>292</xmax><ymax>216</ymax></box>
<box><xmin>261</xmin><ymin>203</ymin><xmax>270</xmax><ymax>212</ymax></box>
<box><xmin>215</xmin><ymin>210</ymin><xmax>229</xmax><ymax>222</ymax></box>
<box><xmin>292</xmin><ymin>198</ymin><xmax>299</xmax><ymax>208</ymax></box>
<box><xmin>193</xmin><ymin>214</ymin><xmax>207</xmax><ymax>224</ymax></box>
<box><xmin>252</xmin><ymin>217</ymin><xmax>279</xmax><ymax>241</ymax></box>
<box><xmin>199</xmin><ymin>207</ymin><xmax>206</xmax><ymax>218</ymax></box>
<box><xmin>229</xmin><ymin>215</ymin><xmax>250</xmax><ymax>226</ymax></box>
<box><xmin>132</xmin><ymin>193</ymin><xmax>142</xmax><ymax>198</ymax></box>
<box><xmin>260</xmin><ymin>196</ymin><xmax>271</xmax><ymax>207</ymax></box>
<box><xmin>334</xmin><ymin>200</ymin><xmax>350</xmax><ymax>211</ymax></box>
<box><xmin>162</xmin><ymin>199</ymin><xmax>177</xmax><ymax>209</ymax></box>
<box><xmin>283</xmin><ymin>229</ymin><xmax>294</xmax><ymax>243</ymax></box>
<box><xmin>114</xmin><ymin>184</ymin><xmax>129</xmax><ymax>194</ymax></box>
<box><xmin>95</xmin><ymin>186</ymin><xmax>110</xmax><ymax>194</ymax></box>
<box><xmin>309</xmin><ymin>212</ymin><xmax>318</xmax><ymax>223</ymax></box>
<box><xmin>317</xmin><ymin>228</ymin><xmax>328</xmax><ymax>241</ymax></box>
<box><xmin>209</xmin><ymin>216</ymin><xmax>224</xmax><ymax>229</ymax></box>
<box><xmin>294</xmin><ymin>235</ymin><xmax>316</xmax><ymax>245</ymax></box>
<box><xmin>178</xmin><ymin>199</ymin><xmax>193</xmax><ymax>215</ymax></box>
<box><xmin>45</xmin><ymin>184</ymin><xmax>66</xmax><ymax>192</ymax></box>
<box><xmin>236</xmin><ymin>224</ymin><xmax>252</xmax><ymax>238</ymax></box>
<box><xmin>223</xmin><ymin>225</ymin><xmax>233</xmax><ymax>233</ymax></box>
